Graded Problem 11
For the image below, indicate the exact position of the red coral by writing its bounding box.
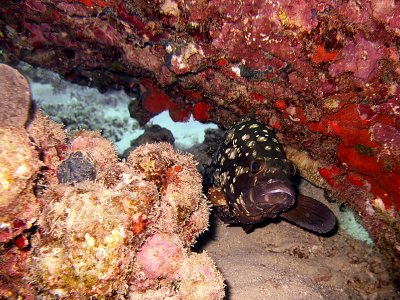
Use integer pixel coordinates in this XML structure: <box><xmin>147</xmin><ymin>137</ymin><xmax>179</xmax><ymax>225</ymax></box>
<box><xmin>338</xmin><ymin>144</ymin><xmax>380</xmax><ymax>176</ymax></box>
<box><xmin>192</xmin><ymin>102</ymin><xmax>212</xmax><ymax>122</ymax></box>
<box><xmin>329</xmin><ymin>122</ymin><xmax>376</xmax><ymax>147</ymax></box>
<box><xmin>275</xmin><ymin>99</ymin><xmax>288</xmax><ymax>110</ymax></box>
<box><xmin>70</xmin><ymin>0</ymin><xmax>112</xmax><ymax>8</ymax></box>
<box><xmin>14</xmin><ymin>235</ymin><xmax>30</xmax><ymax>249</ymax></box>
<box><xmin>338</xmin><ymin>143</ymin><xmax>400</xmax><ymax>209</ymax></box>
<box><xmin>168</xmin><ymin>102</ymin><xmax>191</xmax><ymax>122</ymax></box>
<box><xmin>312</xmin><ymin>99</ymin><xmax>400</xmax><ymax>209</ymax></box>
<box><xmin>319</xmin><ymin>166</ymin><xmax>341</xmax><ymax>187</ymax></box>
<box><xmin>311</xmin><ymin>45</ymin><xmax>338</xmax><ymax>64</ymax></box>
<box><xmin>269</xmin><ymin>114</ymin><xmax>282</xmax><ymax>129</ymax></box>
<box><xmin>346</xmin><ymin>173</ymin><xmax>368</xmax><ymax>188</ymax></box>
<box><xmin>140</xmin><ymin>80</ymin><xmax>172</xmax><ymax>114</ymax></box>
<box><xmin>186</xmin><ymin>90</ymin><xmax>202</xmax><ymax>101</ymax></box>
<box><xmin>284</xmin><ymin>106</ymin><xmax>307</xmax><ymax>124</ymax></box>
<box><xmin>308</xmin><ymin>104</ymin><xmax>379</xmax><ymax>147</ymax></box>
<box><xmin>250</xmin><ymin>93</ymin><xmax>265</xmax><ymax>103</ymax></box>
<box><xmin>216</xmin><ymin>58</ymin><xmax>229</xmax><ymax>67</ymax></box>
<box><xmin>131</xmin><ymin>213</ymin><xmax>147</xmax><ymax>236</ymax></box>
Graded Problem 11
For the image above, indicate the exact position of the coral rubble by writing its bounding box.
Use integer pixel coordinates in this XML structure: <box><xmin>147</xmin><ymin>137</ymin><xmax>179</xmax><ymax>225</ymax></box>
<box><xmin>0</xmin><ymin>64</ymin><xmax>224</xmax><ymax>299</ymax></box>
<box><xmin>1</xmin><ymin>0</ymin><xmax>400</xmax><ymax>285</ymax></box>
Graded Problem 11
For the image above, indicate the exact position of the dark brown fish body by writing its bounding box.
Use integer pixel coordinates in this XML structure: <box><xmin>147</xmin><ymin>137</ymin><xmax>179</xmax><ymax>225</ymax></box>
<box><xmin>205</xmin><ymin>119</ymin><xmax>336</xmax><ymax>233</ymax></box>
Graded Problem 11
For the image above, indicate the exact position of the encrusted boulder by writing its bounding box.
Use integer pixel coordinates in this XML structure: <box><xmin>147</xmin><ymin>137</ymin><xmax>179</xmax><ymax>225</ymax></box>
<box><xmin>0</xmin><ymin>64</ymin><xmax>225</xmax><ymax>299</ymax></box>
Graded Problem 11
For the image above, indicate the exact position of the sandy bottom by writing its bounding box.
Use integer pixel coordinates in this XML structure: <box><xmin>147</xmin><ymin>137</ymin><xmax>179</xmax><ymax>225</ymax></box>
<box><xmin>196</xmin><ymin>182</ymin><xmax>398</xmax><ymax>299</ymax></box>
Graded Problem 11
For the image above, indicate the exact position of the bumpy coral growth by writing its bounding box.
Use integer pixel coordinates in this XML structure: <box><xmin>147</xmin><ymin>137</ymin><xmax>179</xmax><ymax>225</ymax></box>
<box><xmin>0</xmin><ymin>128</ymin><xmax>40</xmax><ymax>233</ymax></box>
<box><xmin>0</xmin><ymin>64</ymin><xmax>40</xmax><ymax>247</ymax></box>
<box><xmin>0</xmin><ymin>66</ymin><xmax>224</xmax><ymax>299</ymax></box>
<box><xmin>30</xmin><ymin>177</ymin><xmax>156</xmax><ymax>297</ymax></box>
<box><xmin>128</xmin><ymin>142</ymin><xmax>210</xmax><ymax>246</ymax></box>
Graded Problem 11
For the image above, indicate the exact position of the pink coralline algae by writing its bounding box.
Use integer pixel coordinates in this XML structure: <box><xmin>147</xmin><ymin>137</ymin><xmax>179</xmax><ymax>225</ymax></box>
<box><xmin>370</xmin><ymin>0</ymin><xmax>400</xmax><ymax>32</ymax></box>
<box><xmin>329</xmin><ymin>35</ymin><xmax>385</xmax><ymax>80</ymax></box>
<box><xmin>371</xmin><ymin>123</ymin><xmax>400</xmax><ymax>158</ymax></box>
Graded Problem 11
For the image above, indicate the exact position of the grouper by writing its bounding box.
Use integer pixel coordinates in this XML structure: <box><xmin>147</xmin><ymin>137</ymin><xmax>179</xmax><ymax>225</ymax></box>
<box><xmin>204</xmin><ymin>119</ymin><xmax>336</xmax><ymax>233</ymax></box>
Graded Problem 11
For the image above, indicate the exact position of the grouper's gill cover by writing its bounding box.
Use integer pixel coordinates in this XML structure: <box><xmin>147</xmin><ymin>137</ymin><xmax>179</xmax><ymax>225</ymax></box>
<box><xmin>205</xmin><ymin>119</ymin><xmax>337</xmax><ymax>234</ymax></box>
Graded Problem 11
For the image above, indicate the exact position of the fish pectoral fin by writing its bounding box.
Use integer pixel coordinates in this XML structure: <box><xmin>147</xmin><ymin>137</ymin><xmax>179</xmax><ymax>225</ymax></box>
<box><xmin>241</xmin><ymin>224</ymin><xmax>254</xmax><ymax>233</ymax></box>
<box><xmin>280</xmin><ymin>194</ymin><xmax>337</xmax><ymax>234</ymax></box>
<box><xmin>208</xmin><ymin>187</ymin><xmax>229</xmax><ymax>207</ymax></box>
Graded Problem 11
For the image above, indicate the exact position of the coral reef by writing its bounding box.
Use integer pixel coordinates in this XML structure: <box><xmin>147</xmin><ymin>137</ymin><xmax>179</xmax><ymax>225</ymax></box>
<box><xmin>0</xmin><ymin>65</ymin><xmax>224</xmax><ymax>299</ymax></box>
<box><xmin>1</xmin><ymin>0</ymin><xmax>400</xmax><ymax>285</ymax></box>
<box><xmin>18</xmin><ymin>62</ymin><xmax>140</xmax><ymax>145</ymax></box>
<box><xmin>123</xmin><ymin>124</ymin><xmax>175</xmax><ymax>158</ymax></box>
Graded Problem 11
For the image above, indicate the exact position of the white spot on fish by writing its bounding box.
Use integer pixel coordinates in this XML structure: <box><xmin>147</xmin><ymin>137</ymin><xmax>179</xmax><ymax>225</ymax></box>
<box><xmin>242</xmin><ymin>134</ymin><xmax>250</xmax><ymax>141</ymax></box>
<box><xmin>252</xmin><ymin>150</ymin><xmax>257</xmax><ymax>157</ymax></box>
<box><xmin>220</xmin><ymin>172</ymin><xmax>228</xmax><ymax>185</ymax></box>
<box><xmin>257</xmin><ymin>136</ymin><xmax>267</xmax><ymax>142</ymax></box>
<box><xmin>275</xmin><ymin>147</ymin><xmax>281</xmax><ymax>152</ymax></box>
<box><xmin>249</xmin><ymin>124</ymin><xmax>259</xmax><ymax>129</ymax></box>
<box><xmin>226</xmin><ymin>148</ymin><xmax>237</xmax><ymax>160</ymax></box>
<box><xmin>225</xmin><ymin>130</ymin><xmax>235</xmax><ymax>144</ymax></box>
<box><xmin>265</xmin><ymin>145</ymin><xmax>272</xmax><ymax>151</ymax></box>
<box><xmin>272</xmin><ymin>138</ymin><xmax>278</xmax><ymax>143</ymax></box>
<box><xmin>239</xmin><ymin>124</ymin><xmax>246</xmax><ymax>131</ymax></box>
<box><xmin>246</xmin><ymin>141</ymin><xmax>256</xmax><ymax>148</ymax></box>
<box><xmin>230</xmin><ymin>183</ymin><xmax>234</xmax><ymax>193</ymax></box>
<box><xmin>235</xmin><ymin>167</ymin><xmax>243</xmax><ymax>177</ymax></box>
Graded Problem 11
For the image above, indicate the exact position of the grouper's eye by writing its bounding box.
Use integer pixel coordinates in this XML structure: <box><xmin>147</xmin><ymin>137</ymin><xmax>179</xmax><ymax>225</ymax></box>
<box><xmin>289</xmin><ymin>162</ymin><xmax>296</xmax><ymax>175</ymax></box>
<box><xmin>250</xmin><ymin>161</ymin><xmax>261</xmax><ymax>174</ymax></box>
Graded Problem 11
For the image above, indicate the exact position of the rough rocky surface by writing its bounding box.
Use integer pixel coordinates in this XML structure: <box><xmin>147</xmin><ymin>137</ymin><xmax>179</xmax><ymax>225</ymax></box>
<box><xmin>0</xmin><ymin>64</ymin><xmax>31</xmax><ymax>127</ymax></box>
<box><xmin>0</xmin><ymin>65</ymin><xmax>225</xmax><ymax>299</ymax></box>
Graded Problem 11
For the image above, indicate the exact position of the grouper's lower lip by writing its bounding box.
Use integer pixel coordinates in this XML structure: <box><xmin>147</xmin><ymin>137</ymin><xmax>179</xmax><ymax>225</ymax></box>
<box><xmin>239</xmin><ymin>180</ymin><xmax>296</xmax><ymax>218</ymax></box>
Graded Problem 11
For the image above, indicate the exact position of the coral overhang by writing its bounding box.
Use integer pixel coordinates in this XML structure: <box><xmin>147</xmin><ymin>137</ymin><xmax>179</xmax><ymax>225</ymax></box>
<box><xmin>1</xmin><ymin>0</ymin><xmax>400</xmax><ymax>286</ymax></box>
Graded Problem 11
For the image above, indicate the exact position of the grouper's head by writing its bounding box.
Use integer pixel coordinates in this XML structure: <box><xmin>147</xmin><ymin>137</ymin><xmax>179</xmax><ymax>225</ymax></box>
<box><xmin>231</xmin><ymin>156</ymin><xmax>297</xmax><ymax>223</ymax></box>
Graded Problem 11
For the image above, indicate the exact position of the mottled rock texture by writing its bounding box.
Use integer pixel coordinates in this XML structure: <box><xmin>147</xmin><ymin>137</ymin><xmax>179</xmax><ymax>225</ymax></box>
<box><xmin>1</xmin><ymin>0</ymin><xmax>400</xmax><ymax>285</ymax></box>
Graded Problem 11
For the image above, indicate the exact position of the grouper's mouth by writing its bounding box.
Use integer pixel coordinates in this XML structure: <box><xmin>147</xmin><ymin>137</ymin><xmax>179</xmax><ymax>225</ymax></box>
<box><xmin>238</xmin><ymin>180</ymin><xmax>296</xmax><ymax>219</ymax></box>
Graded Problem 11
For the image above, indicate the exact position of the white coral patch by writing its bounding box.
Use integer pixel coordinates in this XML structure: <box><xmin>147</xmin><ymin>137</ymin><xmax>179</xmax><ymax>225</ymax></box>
<box><xmin>160</xmin><ymin>0</ymin><xmax>180</xmax><ymax>17</ymax></box>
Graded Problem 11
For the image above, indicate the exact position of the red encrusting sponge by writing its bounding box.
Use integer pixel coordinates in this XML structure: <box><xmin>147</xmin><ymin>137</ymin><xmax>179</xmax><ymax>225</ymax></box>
<box><xmin>192</xmin><ymin>102</ymin><xmax>212</xmax><ymax>122</ymax></box>
<box><xmin>140</xmin><ymin>79</ymin><xmax>172</xmax><ymax>114</ymax></box>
